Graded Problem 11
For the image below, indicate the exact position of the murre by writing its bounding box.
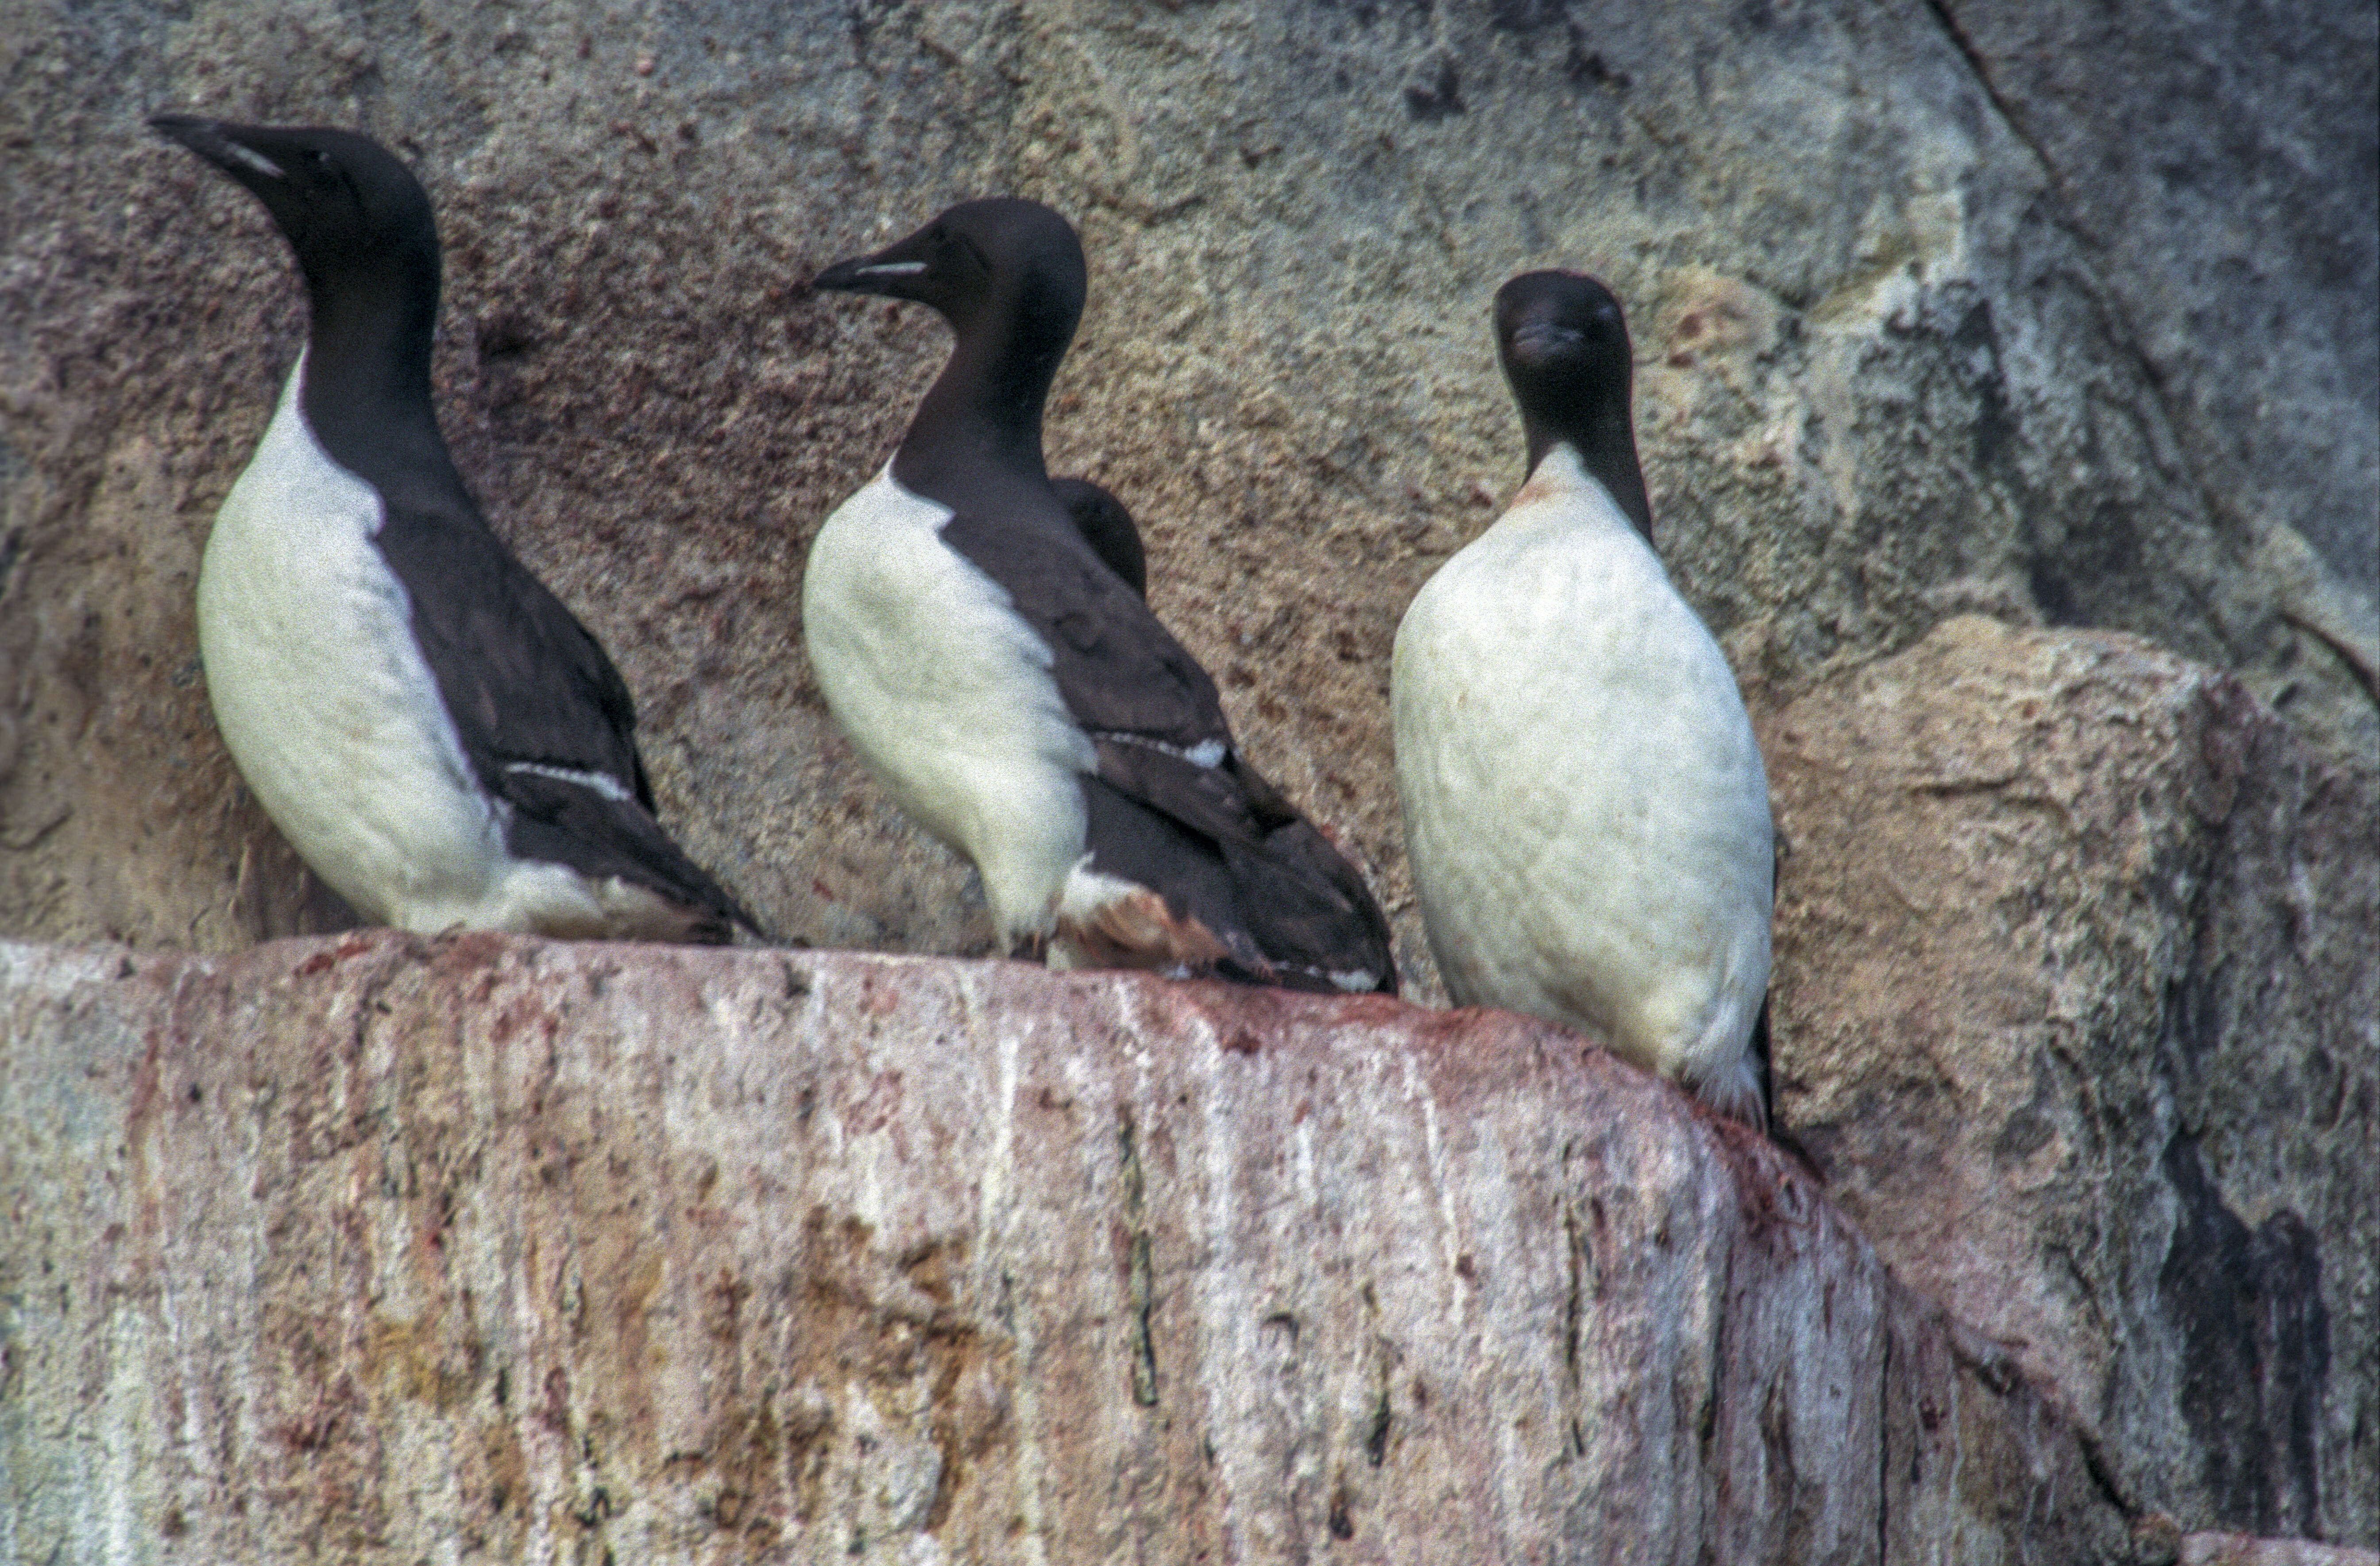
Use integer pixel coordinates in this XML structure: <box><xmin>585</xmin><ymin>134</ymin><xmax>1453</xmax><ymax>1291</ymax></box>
<box><xmin>1392</xmin><ymin>270</ymin><xmax>1773</xmax><ymax>1124</ymax></box>
<box><xmin>804</xmin><ymin>199</ymin><xmax>1394</xmax><ymax>993</ymax></box>
<box><xmin>150</xmin><ymin>115</ymin><xmax>757</xmax><ymax>941</ymax></box>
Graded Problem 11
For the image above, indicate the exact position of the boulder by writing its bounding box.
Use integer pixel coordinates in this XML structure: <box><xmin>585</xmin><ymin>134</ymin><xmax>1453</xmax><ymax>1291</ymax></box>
<box><xmin>2</xmin><ymin>931</ymin><xmax>2140</xmax><ymax>1563</ymax></box>
<box><xmin>1766</xmin><ymin>617</ymin><xmax>2378</xmax><ymax>1547</ymax></box>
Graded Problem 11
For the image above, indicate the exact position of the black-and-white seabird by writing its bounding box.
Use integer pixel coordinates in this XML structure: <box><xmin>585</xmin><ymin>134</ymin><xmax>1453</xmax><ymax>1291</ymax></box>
<box><xmin>1050</xmin><ymin>477</ymin><xmax>1147</xmax><ymax>599</ymax></box>
<box><xmin>804</xmin><ymin>199</ymin><xmax>1395</xmax><ymax>993</ymax></box>
<box><xmin>150</xmin><ymin>115</ymin><xmax>757</xmax><ymax>941</ymax></box>
<box><xmin>1391</xmin><ymin>271</ymin><xmax>1773</xmax><ymax>1125</ymax></box>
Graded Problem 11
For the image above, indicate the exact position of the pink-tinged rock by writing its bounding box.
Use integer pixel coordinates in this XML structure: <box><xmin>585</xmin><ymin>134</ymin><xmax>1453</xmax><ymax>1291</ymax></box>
<box><xmin>3</xmin><ymin>933</ymin><xmax>2126</xmax><ymax>1562</ymax></box>
<box><xmin>1765</xmin><ymin>617</ymin><xmax>2378</xmax><ymax>1546</ymax></box>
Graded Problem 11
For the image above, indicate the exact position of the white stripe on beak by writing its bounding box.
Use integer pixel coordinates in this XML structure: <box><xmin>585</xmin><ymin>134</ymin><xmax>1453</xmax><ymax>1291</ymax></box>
<box><xmin>225</xmin><ymin>142</ymin><xmax>285</xmax><ymax>179</ymax></box>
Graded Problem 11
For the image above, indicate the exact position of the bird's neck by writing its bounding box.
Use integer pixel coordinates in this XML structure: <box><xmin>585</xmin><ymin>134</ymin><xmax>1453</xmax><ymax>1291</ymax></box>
<box><xmin>1522</xmin><ymin>399</ymin><xmax>1654</xmax><ymax>546</ymax></box>
<box><xmin>1514</xmin><ymin>443</ymin><xmax>1652</xmax><ymax>545</ymax></box>
<box><xmin>891</xmin><ymin>309</ymin><xmax>1068</xmax><ymax>498</ymax></box>
<box><xmin>295</xmin><ymin>266</ymin><xmax>463</xmax><ymax>496</ymax></box>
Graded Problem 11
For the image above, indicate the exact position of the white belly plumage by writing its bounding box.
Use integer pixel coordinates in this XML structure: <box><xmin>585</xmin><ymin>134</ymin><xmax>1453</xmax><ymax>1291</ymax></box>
<box><xmin>198</xmin><ymin>357</ymin><xmax>645</xmax><ymax>935</ymax></box>
<box><xmin>1391</xmin><ymin>447</ymin><xmax>1771</xmax><ymax>1116</ymax></box>
<box><xmin>802</xmin><ymin>465</ymin><xmax>1097</xmax><ymax>948</ymax></box>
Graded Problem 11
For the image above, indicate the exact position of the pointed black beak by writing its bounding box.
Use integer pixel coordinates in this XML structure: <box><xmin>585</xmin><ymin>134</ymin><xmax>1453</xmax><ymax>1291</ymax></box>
<box><xmin>812</xmin><ymin>251</ymin><xmax>928</xmax><ymax>296</ymax></box>
<box><xmin>812</xmin><ymin>217</ymin><xmax>944</xmax><ymax>300</ymax></box>
<box><xmin>1507</xmin><ymin>320</ymin><xmax>1586</xmax><ymax>360</ymax></box>
<box><xmin>148</xmin><ymin>114</ymin><xmax>289</xmax><ymax>185</ymax></box>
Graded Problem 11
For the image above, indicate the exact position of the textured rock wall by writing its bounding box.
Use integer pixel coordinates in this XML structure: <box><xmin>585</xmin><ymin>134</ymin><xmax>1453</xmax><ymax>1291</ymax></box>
<box><xmin>2</xmin><ymin>932</ymin><xmax>2143</xmax><ymax>1564</ymax></box>
<box><xmin>3</xmin><ymin>0</ymin><xmax>2374</xmax><ymax>1553</ymax></box>
<box><xmin>1926</xmin><ymin>0</ymin><xmax>2379</xmax><ymax>617</ymax></box>
<box><xmin>3</xmin><ymin>617</ymin><xmax>2371</xmax><ymax>1559</ymax></box>
<box><xmin>2</xmin><ymin>0</ymin><xmax>2374</xmax><ymax>965</ymax></box>
<box><xmin>1765</xmin><ymin>617</ymin><xmax>2378</xmax><ymax>1547</ymax></box>
<box><xmin>2183</xmin><ymin>1540</ymin><xmax>2380</xmax><ymax>1566</ymax></box>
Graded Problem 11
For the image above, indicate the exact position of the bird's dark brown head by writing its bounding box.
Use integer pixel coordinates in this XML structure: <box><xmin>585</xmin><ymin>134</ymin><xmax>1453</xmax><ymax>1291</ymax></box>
<box><xmin>1491</xmin><ymin>270</ymin><xmax>1652</xmax><ymax>540</ymax></box>
<box><xmin>814</xmin><ymin>197</ymin><xmax>1086</xmax><ymax>346</ymax></box>
<box><xmin>1494</xmin><ymin>270</ymin><xmax>1633</xmax><ymax>434</ymax></box>
<box><xmin>150</xmin><ymin>116</ymin><xmax>439</xmax><ymax>297</ymax></box>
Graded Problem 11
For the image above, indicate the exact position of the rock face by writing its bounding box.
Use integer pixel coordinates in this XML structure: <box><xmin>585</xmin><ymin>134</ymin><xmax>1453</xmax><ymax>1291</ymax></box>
<box><xmin>2</xmin><ymin>932</ymin><xmax>2144</xmax><ymax>1564</ymax></box>
<box><xmin>1928</xmin><ymin>0</ymin><xmax>2380</xmax><ymax>611</ymax></box>
<box><xmin>1766</xmin><ymin>618</ymin><xmax>2379</xmax><ymax>1547</ymax></box>
<box><xmin>3</xmin><ymin>0</ymin><xmax>2374</xmax><ymax>1552</ymax></box>
<box><xmin>0</xmin><ymin>620</ymin><xmax>2370</xmax><ymax>1557</ymax></box>
<box><xmin>2181</xmin><ymin>1539</ymin><xmax>2380</xmax><ymax>1566</ymax></box>
<box><xmin>1</xmin><ymin>0</ymin><xmax>2373</xmax><ymax>965</ymax></box>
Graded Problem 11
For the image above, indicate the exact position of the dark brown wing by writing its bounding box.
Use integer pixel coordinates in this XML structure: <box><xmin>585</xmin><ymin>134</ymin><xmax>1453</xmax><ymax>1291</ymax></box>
<box><xmin>372</xmin><ymin>498</ymin><xmax>759</xmax><ymax>939</ymax></box>
<box><xmin>939</xmin><ymin>506</ymin><xmax>1395</xmax><ymax>992</ymax></box>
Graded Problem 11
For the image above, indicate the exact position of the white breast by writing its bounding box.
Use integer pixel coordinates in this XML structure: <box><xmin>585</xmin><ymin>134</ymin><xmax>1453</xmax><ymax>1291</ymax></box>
<box><xmin>801</xmin><ymin>465</ymin><xmax>1094</xmax><ymax>946</ymax></box>
<box><xmin>198</xmin><ymin>355</ymin><xmax>584</xmax><ymax>934</ymax></box>
<box><xmin>1391</xmin><ymin>446</ymin><xmax>1772</xmax><ymax>1112</ymax></box>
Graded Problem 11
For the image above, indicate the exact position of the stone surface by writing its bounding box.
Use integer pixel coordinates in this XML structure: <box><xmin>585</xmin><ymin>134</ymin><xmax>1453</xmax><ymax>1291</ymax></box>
<box><xmin>1765</xmin><ymin>617</ymin><xmax>2379</xmax><ymax>1548</ymax></box>
<box><xmin>3</xmin><ymin>0</ymin><xmax>2374</xmax><ymax>970</ymax></box>
<box><xmin>1932</xmin><ymin>0</ymin><xmax>2380</xmax><ymax>607</ymax></box>
<box><xmin>1</xmin><ymin>932</ymin><xmax>2139</xmax><ymax>1564</ymax></box>
<box><xmin>4</xmin><ymin>1</ymin><xmax>2375</xmax><ymax>1551</ymax></box>
<box><xmin>2181</xmin><ymin>1537</ymin><xmax>2380</xmax><ymax>1566</ymax></box>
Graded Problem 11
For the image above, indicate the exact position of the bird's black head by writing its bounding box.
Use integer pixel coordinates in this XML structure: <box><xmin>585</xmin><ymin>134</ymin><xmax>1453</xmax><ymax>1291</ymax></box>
<box><xmin>150</xmin><ymin>116</ymin><xmax>438</xmax><ymax>297</ymax></box>
<box><xmin>1051</xmin><ymin>477</ymin><xmax>1148</xmax><ymax>599</ymax></box>
<box><xmin>814</xmin><ymin>198</ymin><xmax>1086</xmax><ymax>347</ymax></box>
<box><xmin>1495</xmin><ymin>270</ymin><xmax>1633</xmax><ymax>432</ymax></box>
<box><xmin>815</xmin><ymin>200</ymin><xmax>1089</xmax><ymax>491</ymax></box>
<box><xmin>1492</xmin><ymin>270</ymin><xmax>1653</xmax><ymax>540</ymax></box>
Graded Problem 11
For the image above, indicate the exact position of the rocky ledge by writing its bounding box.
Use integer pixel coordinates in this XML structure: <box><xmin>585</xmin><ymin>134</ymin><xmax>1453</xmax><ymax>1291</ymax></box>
<box><xmin>4</xmin><ymin>616</ymin><xmax>2375</xmax><ymax>1563</ymax></box>
<box><xmin>0</xmin><ymin>931</ymin><xmax>2140</xmax><ymax>1563</ymax></box>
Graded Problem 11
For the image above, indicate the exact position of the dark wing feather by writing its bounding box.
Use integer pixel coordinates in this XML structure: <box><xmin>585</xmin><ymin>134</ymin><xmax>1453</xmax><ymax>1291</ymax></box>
<box><xmin>940</xmin><ymin>509</ymin><xmax>1395</xmax><ymax>992</ymax></box>
<box><xmin>1750</xmin><ymin>848</ymin><xmax>1779</xmax><ymax>1135</ymax></box>
<box><xmin>371</xmin><ymin>500</ymin><xmax>758</xmax><ymax>938</ymax></box>
<box><xmin>941</xmin><ymin>507</ymin><xmax>1226</xmax><ymax>747</ymax></box>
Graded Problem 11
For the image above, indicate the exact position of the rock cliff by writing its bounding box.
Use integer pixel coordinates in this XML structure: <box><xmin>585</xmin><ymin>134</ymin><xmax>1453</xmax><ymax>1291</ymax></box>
<box><xmin>1</xmin><ymin>0</ymin><xmax>2372</xmax><ymax>1557</ymax></box>
<box><xmin>0</xmin><ymin>933</ymin><xmax>2143</xmax><ymax>1562</ymax></box>
<box><xmin>3</xmin><ymin>0</ymin><xmax>2373</xmax><ymax>959</ymax></box>
<box><xmin>4</xmin><ymin>618</ymin><xmax>2372</xmax><ymax>1560</ymax></box>
<box><xmin>1766</xmin><ymin>618</ymin><xmax>2377</xmax><ymax>1547</ymax></box>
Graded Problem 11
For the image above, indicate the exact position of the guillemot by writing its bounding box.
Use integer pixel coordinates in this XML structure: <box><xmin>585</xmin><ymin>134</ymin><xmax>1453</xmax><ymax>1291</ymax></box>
<box><xmin>804</xmin><ymin>199</ymin><xmax>1394</xmax><ymax>993</ymax></box>
<box><xmin>1050</xmin><ymin>477</ymin><xmax>1147</xmax><ymax>598</ymax></box>
<box><xmin>151</xmin><ymin>115</ymin><xmax>757</xmax><ymax>941</ymax></box>
<box><xmin>1391</xmin><ymin>270</ymin><xmax>1773</xmax><ymax>1126</ymax></box>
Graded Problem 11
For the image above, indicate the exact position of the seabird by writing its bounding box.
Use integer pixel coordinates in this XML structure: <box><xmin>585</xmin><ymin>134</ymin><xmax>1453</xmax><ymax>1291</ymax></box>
<box><xmin>150</xmin><ymin>115</ymin><xmax>757</xmax><ymax>941</ymax></box>
<box><xmin>1050</xmin><ymin>476</ymin><xmax>1147</xmax><ymax>599</ymax></box>
<box><xmin>804</xmin><ymin>199</ymin><xmax>1395</xmax><ymax>993</ymax></box>
<box><xmin>1391</xmin><ymin>270</ymin><xmax>1773</xmax><ymax>1125</ymax></box>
